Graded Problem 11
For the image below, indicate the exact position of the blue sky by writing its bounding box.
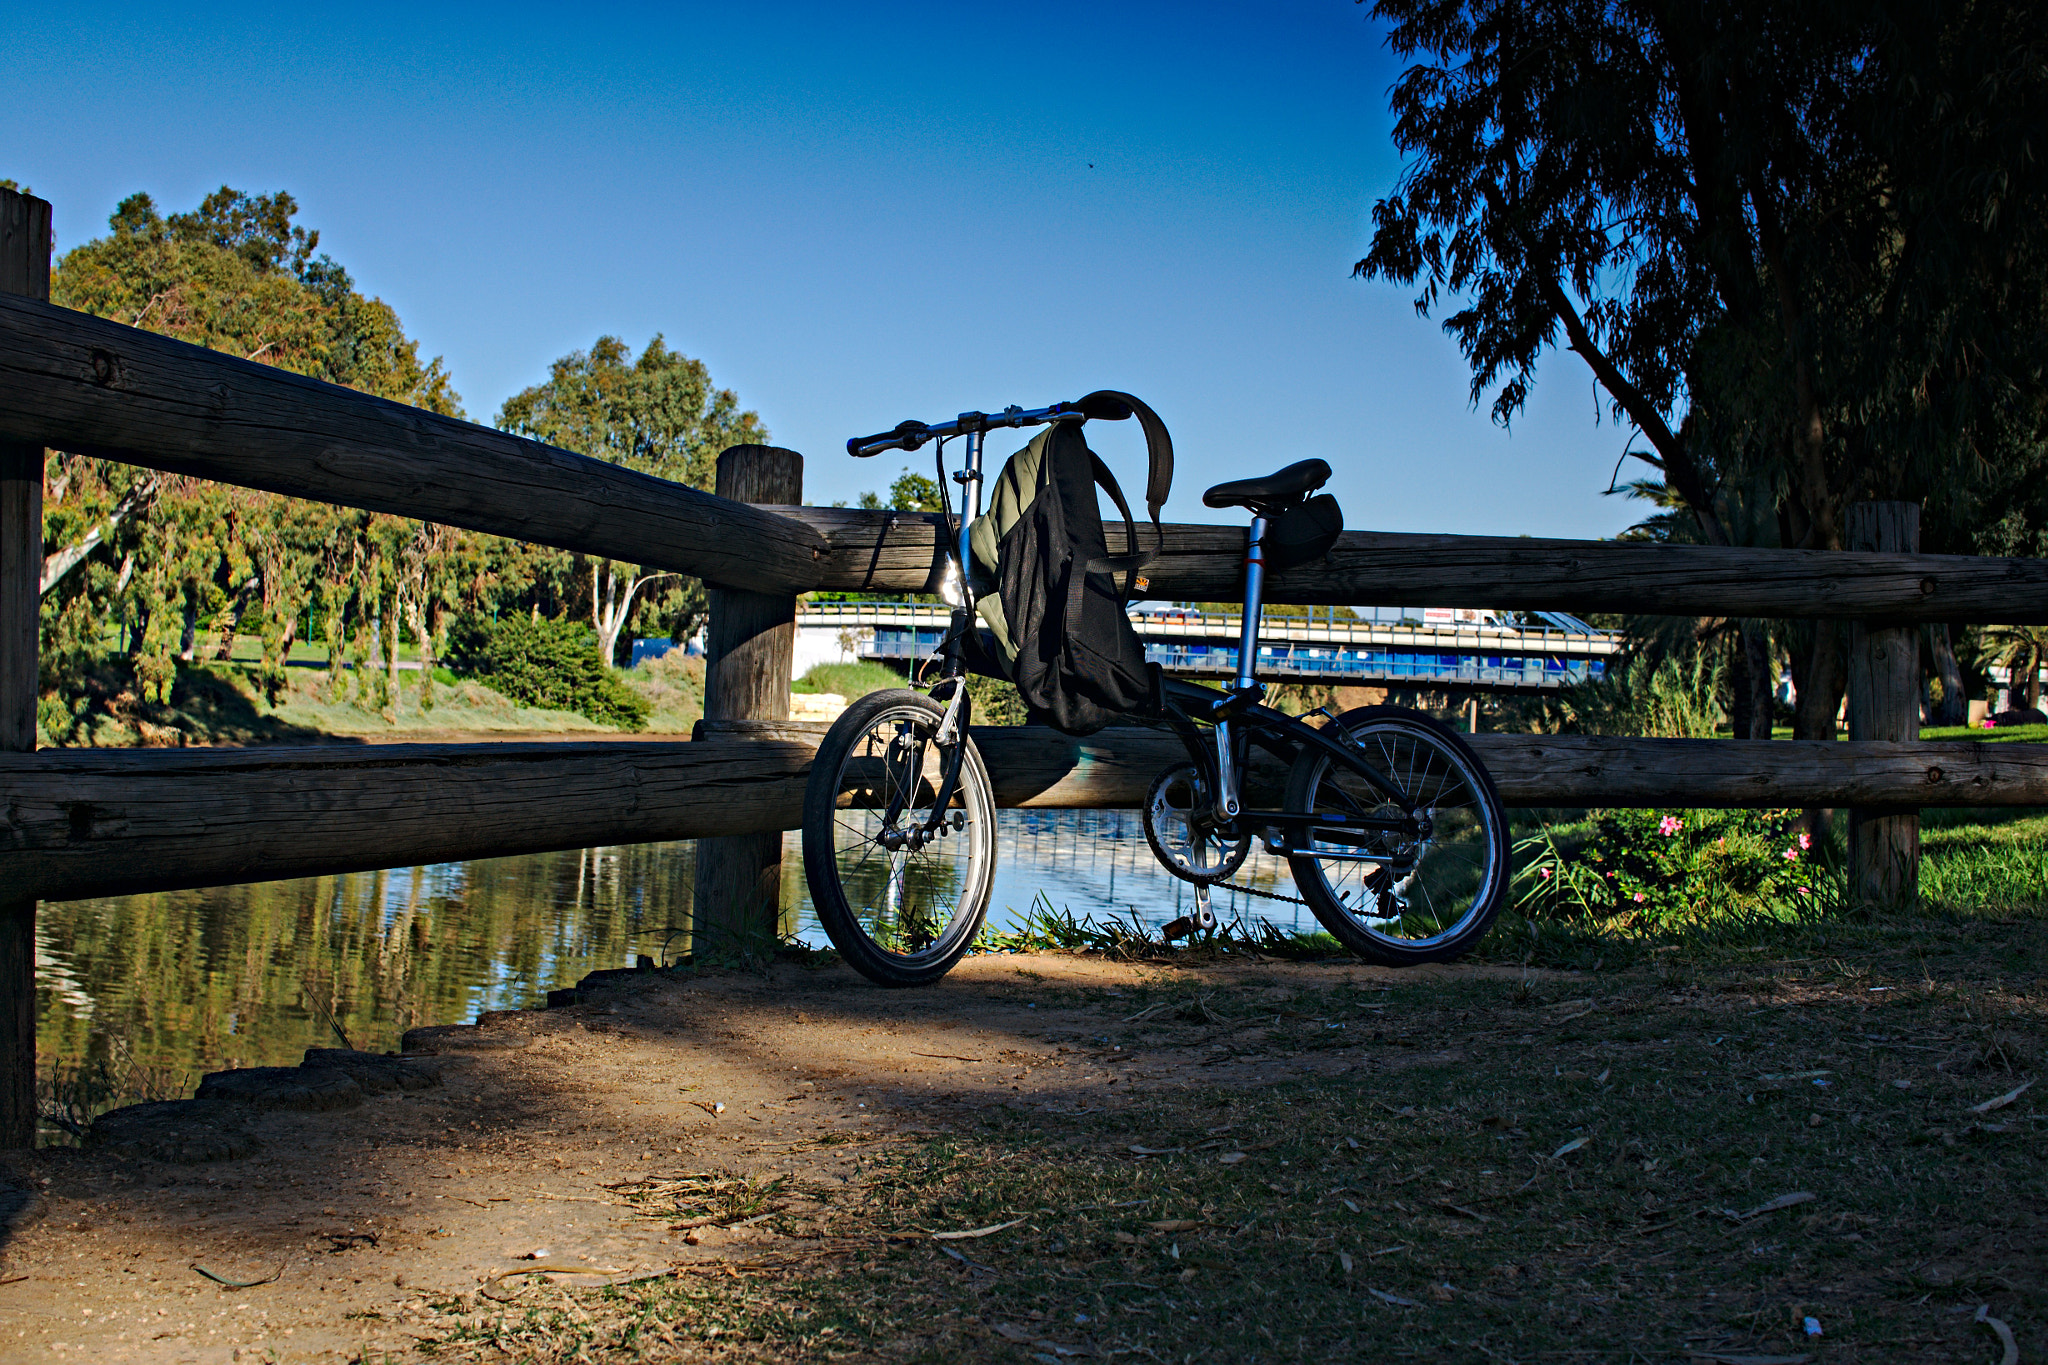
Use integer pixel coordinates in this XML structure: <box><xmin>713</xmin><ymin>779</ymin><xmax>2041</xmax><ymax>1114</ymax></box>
<box><xmin>10</xmin><ymin>1</ymin><xmax>1645</xmax><ymax>537</ymax></box>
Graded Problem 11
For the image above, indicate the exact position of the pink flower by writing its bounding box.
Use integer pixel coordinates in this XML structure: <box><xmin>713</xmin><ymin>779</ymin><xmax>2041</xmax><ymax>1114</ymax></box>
<box><xmin>1783</xmin><ymin>848</ymin><xmax>1800</xmax><ymax>862</ymax></box>
<box><xmin>1658</xmin><ymin>815</ymin><xmax>1684</xmax><ymax>837</ymax></box>
<box><xmin>1633</xmin><ymin>892</ymin><xmax>1646</xmax><ymax>903</ymax></box>
<box><xmin>1982</xmin><ymin>718</ymin><xmax>1996</xmax><ymax>729</ymax></box>
<box><xmin>1798</xmin><ymin>831</ymin><xmax>1812</xmax><ymax>850</ymax></box>
<box><xmin>1539</xmin><ymin>867</ymin><xmax>1553</xmax><ymax>880</ymax></box>
<box><xmin>1797</xmin><ymin>886</ymin><xmax>1811</xmax><ymax>895</ymax></box>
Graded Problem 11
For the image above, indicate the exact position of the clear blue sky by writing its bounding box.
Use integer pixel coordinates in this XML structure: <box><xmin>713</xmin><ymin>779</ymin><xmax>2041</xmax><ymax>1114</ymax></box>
<box><xmin>10</xmin><ymin>0</ymin><xmax>1645</xmax><ymax>538</ymax></box>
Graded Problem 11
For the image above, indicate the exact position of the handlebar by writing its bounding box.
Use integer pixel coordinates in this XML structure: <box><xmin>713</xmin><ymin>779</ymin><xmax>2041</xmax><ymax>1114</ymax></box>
<box><xmin>847</xmin><ymin>401</ymin><xmax>1093</xmax><ymax>457</ymax></box>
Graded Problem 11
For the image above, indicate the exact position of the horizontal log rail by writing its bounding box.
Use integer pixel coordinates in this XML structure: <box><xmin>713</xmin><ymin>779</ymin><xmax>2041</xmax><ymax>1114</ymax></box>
<box><xmin>0</xmin><ymin>294</ymin><xmax>826</xmax><ymax>593</ymax></box>
<box><xmin>788</xmin><ymin>507</ymin><xmax>2048</xmax><ymax>623</ymax></box>
<box><xmin>3</xmin><ymin>291</ymin><xmax>2044</xmax><ymax>619</ymax></box>
<box><xmin>8</xmin><ymin>731</ymin><xmax>2044</xmax><ymax>904</ymax></box>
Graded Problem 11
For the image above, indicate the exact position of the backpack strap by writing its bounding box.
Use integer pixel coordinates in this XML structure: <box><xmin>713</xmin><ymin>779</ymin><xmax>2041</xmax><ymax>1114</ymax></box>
<box><xmin>1076</xmin><ymin>390</ymin><xmax>1174</xmax><ymax>553</ymax></box>
<box><xmin>1088</xmin><ymin>453</ymin><xmax>1150</xmax><ymax>601</ymax></box>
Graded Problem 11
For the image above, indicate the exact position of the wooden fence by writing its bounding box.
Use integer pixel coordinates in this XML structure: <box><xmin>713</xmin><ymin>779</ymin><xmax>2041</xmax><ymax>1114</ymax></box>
<box><xmin>3</xmin><ymin>185</ymin><xmax>2046</xmax><ymax>1146</ymax></box>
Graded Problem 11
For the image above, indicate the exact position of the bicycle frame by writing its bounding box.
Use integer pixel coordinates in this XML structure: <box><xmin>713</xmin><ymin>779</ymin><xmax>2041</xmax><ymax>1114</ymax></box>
<box><xmin>855</xmin><ymin>404</ymin><xmax>1420</xmax><ymax>857</ymax></box>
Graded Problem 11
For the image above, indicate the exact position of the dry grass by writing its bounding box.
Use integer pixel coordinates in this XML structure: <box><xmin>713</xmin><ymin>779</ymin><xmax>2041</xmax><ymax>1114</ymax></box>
<box><xmin>418</xmin><ymin>925</ymin><xmax>2045</xmax><ymax>1363</ymax></box>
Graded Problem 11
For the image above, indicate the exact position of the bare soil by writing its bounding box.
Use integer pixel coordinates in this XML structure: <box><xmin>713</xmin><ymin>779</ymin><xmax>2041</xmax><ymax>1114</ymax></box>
<box><xmin>3</xmin><ymin>954</ymin><xmax>1402</xmax><ymax>1362</ymax></box>
<box><xmin>2</xmin><ymin>946</ymin><xmax>2040</xmax><ymax>1364</ymax></box>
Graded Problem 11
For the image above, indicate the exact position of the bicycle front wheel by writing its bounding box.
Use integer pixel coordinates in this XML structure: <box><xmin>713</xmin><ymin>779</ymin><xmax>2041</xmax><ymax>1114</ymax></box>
<box><xmin>1283</xmin><ymin>706</ymin><xmax>1507</xmax><ymax>966</ymax></box>
<box><xmin>801</xmin><ymin>688</ymin><xmax>997</xmax><ymax>986</ymax></box>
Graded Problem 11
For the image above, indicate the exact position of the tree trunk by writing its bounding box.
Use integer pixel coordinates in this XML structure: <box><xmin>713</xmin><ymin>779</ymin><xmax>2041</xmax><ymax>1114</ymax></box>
<box><xmin>1740</xmin><ymin>623</ymin><xmax>1774</xmax><ymax>739</ymax></box>
<box><xmin>1927</xmin><ymin>623</ymin><xmax>1966</xmax><ymax>726</ymax></box>
<box><xmin>1846</xmin><ymin>502</ymin><xmax>1921</xmax><ymax>911</ymax></box>
<box><xmin>386</xmin><ymin>592</ymin><xmax>402</xmax><ymax>708</ymax></box>
<box><xmin>407</xmin><ymin>596</ymin><xmax>434</xmax><ymax>707</ymax></box>
<box><xmin>177</xmin><ymin>587</ymin><xmax>198</xmax><ymax>660</ymax></box>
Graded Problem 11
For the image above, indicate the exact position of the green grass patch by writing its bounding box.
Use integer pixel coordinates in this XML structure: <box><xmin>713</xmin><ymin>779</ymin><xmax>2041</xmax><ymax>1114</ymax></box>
<box><xmin>794</xmin><ymin>660</ymin><xmax>907</xmax><ymax>698</ymax></box>
<box><xmin>1924</xmin><ymin>722</ymin><xmax>2048</xmax><ymax>744</ymax></box>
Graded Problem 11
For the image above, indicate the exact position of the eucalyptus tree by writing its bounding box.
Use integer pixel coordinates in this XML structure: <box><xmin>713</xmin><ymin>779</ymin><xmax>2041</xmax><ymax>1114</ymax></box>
<box><xmin>1356</xmin><ymin>0</ymin><xmax>2048</xmax><ymax>740</ymax></box>
<box><xmin>496</xmin><ymin>336</ymin><xmax>767</xmax><ymax>663</ymax></box>
<box><xmin>42</xmin><ymin>188</ymin><xmax>463</xmax><ymax>720</ymax></box>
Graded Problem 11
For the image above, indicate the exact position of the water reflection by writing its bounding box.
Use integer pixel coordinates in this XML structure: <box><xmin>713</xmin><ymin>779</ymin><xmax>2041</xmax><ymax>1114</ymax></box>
<box><xmin>36</xmin><ymin>811</ymin><xmax>1324</xmax><ymax>1099</ymax></box>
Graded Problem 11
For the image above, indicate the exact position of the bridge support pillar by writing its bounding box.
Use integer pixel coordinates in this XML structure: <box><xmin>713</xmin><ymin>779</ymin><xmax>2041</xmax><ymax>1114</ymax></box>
<box><xmin>1846</xmin><ymin>501</ymin><xmax>1921</xmax><ymax>911</ymax></box>
<box><xmin>1</xmin><ymin>187</ymin><xmax>50</xmax><ymax>1149</ymax></box>
<box><xmin>693</xmin><ymin>445</ymin><xmax>804</xmax><ymax>961</ymax></box>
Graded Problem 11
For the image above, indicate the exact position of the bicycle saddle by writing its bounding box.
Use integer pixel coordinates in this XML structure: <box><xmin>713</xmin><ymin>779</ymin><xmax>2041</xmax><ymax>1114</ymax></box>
<box><xmin>1202</xmin><ymin>458</ymin><xmax>1332</xmax><ymax>512</ymax></box>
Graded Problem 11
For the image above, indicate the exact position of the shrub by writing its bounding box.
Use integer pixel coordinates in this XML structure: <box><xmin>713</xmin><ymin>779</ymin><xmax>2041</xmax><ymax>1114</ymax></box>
<box><xmin>453</xmin><ymin>613</ymin><xmax>650</xmax><ymax>730</ymax></box>
<box><xmin>1514</xmin><ymin>808</ymin><xmax>1830</xmax><ymax>924</ymax></box>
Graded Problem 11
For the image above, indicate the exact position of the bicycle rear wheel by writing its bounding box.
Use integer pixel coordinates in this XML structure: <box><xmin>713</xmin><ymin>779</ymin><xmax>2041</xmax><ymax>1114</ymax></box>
<box><xmin>1283</xmin><ymin>706</ymin><xmax>1507</xmax><ymax>965</ymax></box>
<box><xmin>801</xmin><ymin>689</ymin><xmax>997</xmax><ymax>986</ymax></box>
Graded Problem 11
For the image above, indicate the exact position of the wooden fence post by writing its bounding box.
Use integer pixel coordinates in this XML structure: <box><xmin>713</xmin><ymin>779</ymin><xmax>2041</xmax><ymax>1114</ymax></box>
<box><xmin>1846</xmin><ymin>501</ymin><xmax>1921</xmax><ymax>910</ymax></box>
<box><xmin>1</xmin><ymin>186</ymin><xmax>51</xmax><ymax>1149</ymax></box>
<box><xmin>692</xmin><ymin>445</ymin><xmax>804</xmax><ymax>959</ymax></box>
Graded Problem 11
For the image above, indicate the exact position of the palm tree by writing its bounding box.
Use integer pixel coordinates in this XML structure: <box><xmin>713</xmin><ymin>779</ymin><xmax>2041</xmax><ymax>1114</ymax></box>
<box><xmin>1985</xmin><ymin>624</ymin><xmax>2048</xmax><ymax>712</ymax></box>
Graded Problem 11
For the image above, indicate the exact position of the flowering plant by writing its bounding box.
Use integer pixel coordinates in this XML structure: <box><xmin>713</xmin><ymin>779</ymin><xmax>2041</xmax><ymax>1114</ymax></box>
<box><xmin>1514</xmin><ymin>808</ymin><xmax>1827</xmax><ymax>924</ymax></box>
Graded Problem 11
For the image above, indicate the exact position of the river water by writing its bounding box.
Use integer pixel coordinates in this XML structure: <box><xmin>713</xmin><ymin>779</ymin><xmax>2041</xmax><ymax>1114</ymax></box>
<box><xmin>36</xmin><ymin>811</ymin><xmax>1317</xmax><ymax>1112</ymax></box>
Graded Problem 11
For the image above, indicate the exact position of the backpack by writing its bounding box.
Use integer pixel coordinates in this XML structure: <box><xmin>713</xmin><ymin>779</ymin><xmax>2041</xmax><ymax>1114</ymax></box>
<box><xmin>965</xmin><ymin>391</ymin><xmax>1173</xmax><ymax>735</ymax></box>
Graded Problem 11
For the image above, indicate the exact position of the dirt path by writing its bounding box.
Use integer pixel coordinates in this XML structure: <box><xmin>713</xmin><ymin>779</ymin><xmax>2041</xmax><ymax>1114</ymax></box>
<box><xmin>1</xmin><ymin>952</ymin><xmax>1472</xmax><ymax>1363</ymax></box>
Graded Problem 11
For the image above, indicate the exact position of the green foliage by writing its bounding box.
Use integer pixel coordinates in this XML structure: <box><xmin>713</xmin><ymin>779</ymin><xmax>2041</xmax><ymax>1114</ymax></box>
<box><xmin>791</xmin><ymin>661</ymin><xmax>904</xmax><ymax>699</ymax></box>
<box><xmin>1514</xmin><ymin>808</ymin><xmax>1832</xmax><ymax>927</ymax></box>
<box><xmin>1545</xmin><ymin>650</ymin><xmax>1726</xmax><ymax>738</ymax></box>
<box><xmin>467</xmin><ymin>615</ymin><xmax>650</xmax><ymax>731</ymax></box>
<box><xmin>496</xmin><ymin>334</ymin><xmax>768</xmax><ymax>656</ymax></box>
<box><xmin>855</xmin><ymin>468</ymin><xmax>945</xmax><ymax>513</ymax></box>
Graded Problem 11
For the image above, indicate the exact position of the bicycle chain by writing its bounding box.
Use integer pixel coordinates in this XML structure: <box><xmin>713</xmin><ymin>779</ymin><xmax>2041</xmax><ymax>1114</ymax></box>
<box><xmin>1204</xmin><ymin>876</ymin><xmax>1308</xmax><ymax>908</ymax></box>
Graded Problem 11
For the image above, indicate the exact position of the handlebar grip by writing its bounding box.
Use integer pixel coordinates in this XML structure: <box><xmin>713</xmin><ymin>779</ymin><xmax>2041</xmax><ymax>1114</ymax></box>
<box><xmin>847</xmin><ymin>420</ymin><xmax>928</xmax><ymax>456</ymax></box>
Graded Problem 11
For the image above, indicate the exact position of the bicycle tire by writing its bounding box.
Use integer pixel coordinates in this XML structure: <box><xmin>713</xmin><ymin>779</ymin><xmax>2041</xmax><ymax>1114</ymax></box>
<box><xmin>1282</xmin><ymin>706</ymin><xmax>1508</xmax><ymax>966</ymax></box>
<box><xmin>801</xmin><ymin>688</ymin><xmax>997</xmax><ymax>987</ymax></box>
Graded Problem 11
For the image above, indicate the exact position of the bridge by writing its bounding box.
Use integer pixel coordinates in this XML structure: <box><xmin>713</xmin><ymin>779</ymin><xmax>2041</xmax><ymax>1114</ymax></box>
<box><xmin>797</xmin><ymin>601</ymin><xmax>1619</xmax><ymax>692</ymax></box>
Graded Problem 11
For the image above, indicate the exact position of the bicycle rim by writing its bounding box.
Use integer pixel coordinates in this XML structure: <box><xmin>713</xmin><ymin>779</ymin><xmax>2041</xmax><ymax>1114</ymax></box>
<box><xmin>1287</xmin><ymin>715</ymin><xmax>1505</xmax><ymax>957</ymax></box>
<box><xmin>807</xmin><ymin>695</ymin><xmax>994</xmax><ymax>976</ymax></box>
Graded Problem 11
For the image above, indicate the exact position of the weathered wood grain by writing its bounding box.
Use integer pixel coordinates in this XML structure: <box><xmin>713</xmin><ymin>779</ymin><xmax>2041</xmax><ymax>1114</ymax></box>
<box><xmin>0</xmin><ymin>294</ymin><xmax>827</xmax><ymax>593</ymax></box>
<box><xmin>1</xmin><ymin>742</ymin><xmax>814</xmax><ymax>904</ymax></box>
<box><xmin>1846</xmin><ymin>503</ymin><xmax>1923</xmax><ymax>908</ymax></box>
<box><xmin>696</xmin><ymin>446</ymin><xmax>803</xmax><ymax>952</ymax></box>
<box><xmin>1</xmin><ymin>186</ymin><xmax>52</xmax><ymax>1150</ymax></box>
<box><xmin>782</xmin><ymin>506</ymin><xmax>2048</xmax><ymax>623</ymax></box>
<box><xmin>7</xmin><ymin>733</ymin><xmax>2042</xmax><ymax>905</ymax></box>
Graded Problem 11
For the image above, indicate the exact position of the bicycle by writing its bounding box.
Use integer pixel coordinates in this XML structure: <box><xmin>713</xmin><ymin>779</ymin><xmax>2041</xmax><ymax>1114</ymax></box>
<box><xmin>801</xmin><ymin>400</ymin><xmax>1509</xmax><ymax>986</ymax></box>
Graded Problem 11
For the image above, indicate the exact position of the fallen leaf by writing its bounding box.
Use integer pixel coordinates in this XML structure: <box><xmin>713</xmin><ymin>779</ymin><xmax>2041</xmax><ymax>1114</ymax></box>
<box><xmin>1593</xmin><ymin>1068</ymin><xmax>1611</xmax><ymax>1085</ymax></box>
<box><xmin>1338</xmin><ymin>1251</ymin><xmax>1354</xmax><ymax>1273</ymax></box>
<box><xmin>930</xmin><ymin>1217</ymin><xmax>1027</xmax><ymax>1241</ymax></box>
<box><xmin>1756</xmin><ymin>1070</ymin><xmax>1832</xmax><ymax>1082</ymax></box>
<box><xmin>1218</xmin><ymin>1151</ymin><xmax>1248</xmax><ymax>1165</ymax></box>
<box><xmin>1722</xmin><ymin>1191</ymin><xmax>1816</xmax><ymax>1221</ymax></box>
<box><xmin>994</xmin><ymin>1323</ymin><xmax>1037</xmax><ymax>1343</ymax></box>
<box><xmin>1147</xmin><ymin>1219</ymin><xmax>1203</xmax><ymax>1233</ymax></box>
<box><xmin>1368</xmin><ymin>1244</ymin><xmax>1407</xmax><ymax>1257</ymax></box>
<box><xmin>1551</xmin><ymin>1136</ymin><xmax>1591</xmax><ymax>1159</ymax></box>
<box><xmin>1368</xmin><ymin>1287</ymin><xmax>1420</xmax><ymax>1307</ymax></box>
<box><xmin>1976</xmin><ymin>1304</ymin><xmax>2019</xmax><ymax>1365</ymax></box>
<box><xmin>938</xmin><ymin>1243</ymin><xmax>996</xmax><ymax>1274</ymax></box>
<box><xmin>1432</xmin><ymin>1201</ymin><xmax>1489</xmax><ymax>1222</ymax></box>
<box><xmin>1128</xmin><ymin>1145</ymin><xmax>1182</xmax><ymax>1156</ymax></box>
<box><xmin>1969</xmin><ymin>1079</ymin><xmax>2032</xmax><ymax>1114</ymax></box>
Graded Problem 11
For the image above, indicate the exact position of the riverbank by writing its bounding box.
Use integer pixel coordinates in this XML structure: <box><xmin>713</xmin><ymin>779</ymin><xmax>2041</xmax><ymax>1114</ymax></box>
<box><xmin>34</xmin><ymin>648</ymin><xmax>708</xmax><ymax>748</ymax></box>
<box><xmin>5</xmin><ymin>932</ymin><xmax>2040</xmax><ymax>1363</ymax></box>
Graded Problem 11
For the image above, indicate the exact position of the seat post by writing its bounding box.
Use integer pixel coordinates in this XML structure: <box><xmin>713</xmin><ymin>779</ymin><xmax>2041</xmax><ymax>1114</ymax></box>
<box><xmin>1235</xmin><ymin>514</ymin><xmax>1268</xmax><ymax>691</ymax></box>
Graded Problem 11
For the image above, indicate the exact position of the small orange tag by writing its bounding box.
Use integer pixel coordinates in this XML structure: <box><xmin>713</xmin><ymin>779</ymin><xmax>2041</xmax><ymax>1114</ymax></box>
<box><xmin>1134</xmin><ymin>576</ymin><xmax>1150</xmax><ymax>592</ymax></box>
